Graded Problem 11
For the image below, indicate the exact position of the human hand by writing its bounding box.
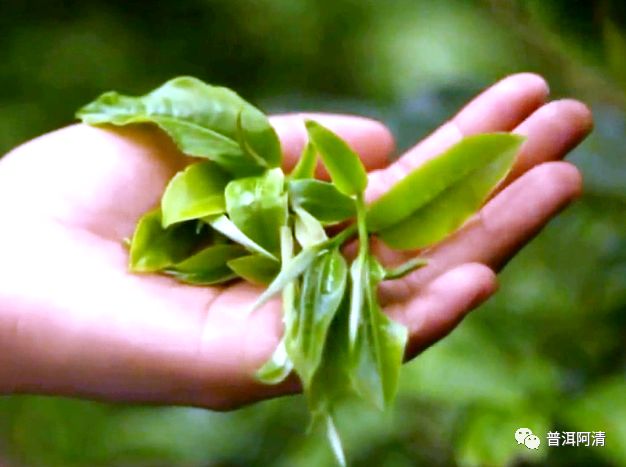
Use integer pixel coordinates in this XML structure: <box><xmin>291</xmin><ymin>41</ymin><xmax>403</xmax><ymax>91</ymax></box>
<box><xmin>0</xmin><ymin>73</ymin><xmax>592</xmax><ymax>410</ymax></box>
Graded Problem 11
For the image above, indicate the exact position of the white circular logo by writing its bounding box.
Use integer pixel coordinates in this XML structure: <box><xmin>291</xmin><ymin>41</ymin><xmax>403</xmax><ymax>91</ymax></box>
<box><xmin>524</xmin><ymin>434</ymin><xmax>541</xmax><ymax>450</ymax></box>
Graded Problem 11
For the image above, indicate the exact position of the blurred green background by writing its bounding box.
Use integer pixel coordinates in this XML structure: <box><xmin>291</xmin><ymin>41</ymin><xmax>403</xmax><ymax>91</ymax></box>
<box><xmin>1</xmin><ymin>0</ymin><xmax>625</xmax><ymax>466</ymax></box>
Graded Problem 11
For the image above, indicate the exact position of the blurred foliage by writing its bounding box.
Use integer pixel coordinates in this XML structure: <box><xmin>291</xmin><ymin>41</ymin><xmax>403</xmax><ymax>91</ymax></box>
<box><xmin>1</xmin><ymin>0</ymin><xmax>626</xmax><ymax>466</ymax></box>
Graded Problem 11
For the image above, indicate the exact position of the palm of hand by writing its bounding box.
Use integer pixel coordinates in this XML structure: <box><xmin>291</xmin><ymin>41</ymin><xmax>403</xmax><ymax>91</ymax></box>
<box><xmin>0</xmin><ymin>74</ymin><xmax>591</xmax><ymax>409</ymax></box>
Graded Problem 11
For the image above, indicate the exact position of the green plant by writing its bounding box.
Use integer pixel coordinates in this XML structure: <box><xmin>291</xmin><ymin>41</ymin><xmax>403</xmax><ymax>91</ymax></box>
<box><xmin>77</xmin><ymin>76</ymin><xmax>523</xmax><ymax>465</ymax></box>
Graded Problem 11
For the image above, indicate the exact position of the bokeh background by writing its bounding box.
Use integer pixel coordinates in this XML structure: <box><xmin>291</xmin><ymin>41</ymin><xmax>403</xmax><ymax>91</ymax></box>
<box><xmin>1</xmin><ymin>0</ymin><xmax>625</xmax><ymax>466</ymax></box>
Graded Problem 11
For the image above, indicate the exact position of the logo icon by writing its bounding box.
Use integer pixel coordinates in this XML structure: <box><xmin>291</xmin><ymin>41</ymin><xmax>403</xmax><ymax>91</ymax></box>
<box><xmin>515</xmin><ymin>428</ymin><xmax>533</xmax><ymax>445</ymax></box>
<box><xmin>515</xmin><ymin>428</ymin><xmax>541</xmax><ymax>450</ymax></box>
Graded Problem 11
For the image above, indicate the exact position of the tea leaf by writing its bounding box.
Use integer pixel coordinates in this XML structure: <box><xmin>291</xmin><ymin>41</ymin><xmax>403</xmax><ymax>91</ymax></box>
<box><xmin>308</xmin><ymin>297</ymin><xmax>354</xmax><ymax>404</ymax></box>
<box><xmin>307</xmin><ymin>297</ymin><xmax>353</xmax><ymax>466</ymax></box>
<box><xmin>249</xmin><ymin>245</ymin><xmax>322</xmax><ymax>313</ymax></box>
<box><xmin>256</xmin><ymin>226</ymin><xmax>297</xmax><ymax>384</ymax></box>
<box><xmin>279</xmin><ymin>225</ymin><xmax>298</xmax><ymax>348</ymax></box>
<box><xmin>290</xmin><ymin>141</ymin><xmax>317</xmax><ymax>180</ymax></box>
<box><xmin>77</xmin><ymin>76</ymin><xmax>281</xmax><ymax>176</ymax></box>
<box><xmin>367</xmin><ymin>133</ymin><xmax>524</xmax><ymax>249</ymax></box>
<box><xmin>305</xmin><ymin>120</ymin><xmax>367</xmax><ymax>196</ymax></box>
<box><xmin>325</xmin><ymin>414</ymin><xmax>347</xmax><ymax>467</ymax></box>
<box><xmin>129</xmin><ymin>209</ymin><xmax>200</xmax><ymax>272</ymax></box>
<box><xmin>227</xmin><ymin>254</ymin><xmax>280</xmax><ymax>285</ymax></box>
<box><xmin>350</xmin><ymin>307</ymin><xmax>407</xmax><ymax>410</ymax></box>
<box><xmin>288</xmin><ymin>179</ymin><xmax>356</xmax><ymax>224</ymax></box>
<box><xmin>348</xmin><ymin>195</ymin><xmax>370</xmax><ymax>347</ymax></box>
<box><xmin>349</xmin><ymin>253</ymin><xmax>367</xmax><ymax>346</ymax></box>
<box><xmin>235</xmin><ymin>110</ymin><xmax>275</xmax><ymax>169</ymax></box>
<box><xmin>165</xmin><ymin>244</ymin><xmax>246</xmax><ymax>285</ymax></box>
<box><xmin>161</xmin><ymin>161</ymin><xmax>230</xmax><ymax>228</ymax></box>
<box><xmin>204</xmin><ymin>214</ymin><xmax>277</xmax><ymax>260</ymax></box>
<box><xmin>225</xmin><ymin>168</ymin><xmax>287</xmax><ymax>257</ymax></box>
<box><xmin>256</xmin><ymin>339</ymin><xmax>294</xmax><ymax>385</ymax></box>
<box><xmin>287</xmin><ymin>248</ymin><xmax>348</xmax><ymax>387</ymax></box>
<box><xmin>294</xmin><ymin>206</ymin><xmax>327</xmax><ymax>248</ymax></box>
<box><xmin>350</xmin><ymin>257</ymin><xmax>408</xmax><ymax>410</ymax></box>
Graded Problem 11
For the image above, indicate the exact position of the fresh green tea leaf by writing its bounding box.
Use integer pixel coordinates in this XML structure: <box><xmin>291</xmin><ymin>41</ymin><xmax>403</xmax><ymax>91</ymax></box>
<box><xmin>256</xmin><ymin>339</ymin><xmax>294</xmax><ymax>385</ymax></box>
<box><xmin>250</xmin><ymin>245</ymin><xmax>322</xmax><ymax>313</ymax></box>
<box><xmin>305</xmin><ymin>120</ymin><xmax>367</xmax><ymax>196</ymax></box>
<box><xmin>165</xmin><ymin>244</ymin><xmax>246</xmax><ymax>285</ymax></box>
<box><xmin>325</xmin><ymin>414</ymin><xmax>347</xmax><ymax>467</ymax></box>
<box><xmin>129</xmin><ymin>209</ymin><xmax>200</xmax><ymax>272</ymax></box>
<box><xmin>77</xmin><ymin>76</ymin><xmax>282</xmax><ymax>176</ymax></box>
<box><xmin>287</xmin><ymin>248</ymin><xmax>348</xmax><ymax>387</ymax></box>
<box><xmin>290</xmin><ymin>142</ymin><xmax>317</xmax><ymax>180</ymax></box>
<box><xmin>227</xmin><ymin>254</ymin><xmax>280</xmax><ymax>285</ymax></box>
<box><xmin>306</xmin><ymin>297</ymin><xmax>353</xmax><ymax>466</ymax></box>
<box><xmin>367</xmin><ymin>133</ymin><xmax>524</xmax><ymax>249</ymax></box>
<box><xmin>348</xmin><ymin>253</ymin><xmax>367</xmax><ymax>346</ymax></box>
<box><xmin>225</xmin><ymin>168</ymin><xmax>287</xmax><ymax>257</ymax></box>
<box><xmin>256</xmin><ymin>227</ymin><xmax>297</xmax><ymax>385</ymax></box>
<box><xmin>294</xmin><ymin>206</ymin><xmax>327</xmax><ymax>248</ymax></box>
<box><xmin>348</xmin><ymin>195</ymin><xmax>370</xmax><ymax>347</ymax></box>
<box><xmin>376</xmin><ymin>152</ymin><xmax>517</xmax><ymax>249</ymax></box>
<box><xmin>307</xmin><ymin>304</ymin><xmax>352</xmax><ymax>408</ymax></box>
<box><xmin>204</xmin><ymin>214</ymin><xmax>277</xmax><ymax>260</ymax></box>
<box><xmin>288</xmin><ymin>179</ymin><xmax>356</xmax><ymax>224</ymax></box>
<box><xmin>235</xmin><ymin>110</ymin><xmax>276</xmax><ymax>169</ymax></box>
<box><xmin>350</xmin><ymin>309</ymin><xmax>407</xmax><ymax>410</ymax></box>
<box><xmin>279</xmin><ymin>225</ymin><xmax>298</xmax><ymax>348</ymax></box>
<box><xmin>161</xmin><ymin>161</ymin><xmax>230</xmax><ymax>228</ymax></box>
<box><xmin>350</xmin><ymin>257</ymin><xmax>408</xmax><ymax>410</ymax></box>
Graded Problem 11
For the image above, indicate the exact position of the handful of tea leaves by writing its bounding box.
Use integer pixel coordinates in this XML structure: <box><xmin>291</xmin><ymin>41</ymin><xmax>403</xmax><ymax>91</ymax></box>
<box><xmin>77</xmin><ymin>77</ymin><xmax>523</xmax><ymax>465</ymax></box>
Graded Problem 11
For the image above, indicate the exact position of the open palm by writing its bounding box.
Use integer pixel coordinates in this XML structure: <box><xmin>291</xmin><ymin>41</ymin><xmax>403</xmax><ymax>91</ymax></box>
<box><xmin>0</xmin><ymin>74</ymin><xmax>591</xmax><ymax>410</ymax></box>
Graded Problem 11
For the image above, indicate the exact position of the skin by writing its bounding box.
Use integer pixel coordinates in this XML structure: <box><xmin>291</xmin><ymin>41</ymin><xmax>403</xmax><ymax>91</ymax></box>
<box><xmin>0</xmin><ymin>73</ymin><xmax>592</xmax><ymax>410</ymax></box>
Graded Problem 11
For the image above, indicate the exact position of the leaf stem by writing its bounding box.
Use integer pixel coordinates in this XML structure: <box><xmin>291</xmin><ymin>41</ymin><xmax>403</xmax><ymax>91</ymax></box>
<box><xmin>384</xmin><ymin>257</ymin><xmax>428</xmax><ymax>280</ymax></box>
<box><xmin>280</xmin><ymin>225</ymin><xmax>296</xmax><ymax>327</ymax></box>
<box><xmin>355</xmin><ymin>194</ymin><xmax>368</xmax><ymax>256</ymax></box>
<box><xmin>327</xmin><ymin>224</ymin><xmax>357</xmax><ymax>249</ymax></box>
